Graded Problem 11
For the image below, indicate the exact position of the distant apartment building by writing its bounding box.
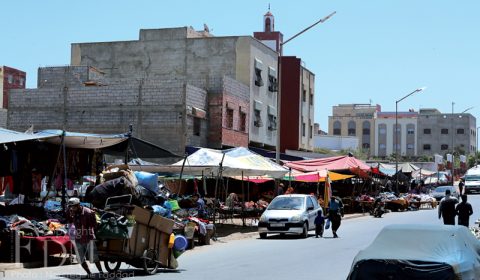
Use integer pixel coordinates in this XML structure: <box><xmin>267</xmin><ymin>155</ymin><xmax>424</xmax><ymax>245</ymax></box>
<box><xmin>328</xmin><ymin>104</ymin><xmax>380</xmax><ymax>156</ymax></box>
<box><xmin>0</xmin><ymin>66</ymin><xmax>26</xmax><ymax>109</ymax></box>
<box><xmin>254</xmin><ymin>10</ymin><xmax>315</xmax><ymax>152</ymax></box>
<box><xmin>374</xmin><ymin>111</ymin><xmax>418</xmax><ymax>157</ymax></box>
<box><xmin>417</xmin><ymin>108</ymin><xmax>476</xmax><ymax>156</ymax></box>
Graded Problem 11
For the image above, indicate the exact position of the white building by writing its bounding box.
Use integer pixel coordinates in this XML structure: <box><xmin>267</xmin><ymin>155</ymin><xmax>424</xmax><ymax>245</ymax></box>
<box><xmin>374</xmin><ymin>111</ymin><xmax>418</xmax><ymax>157</ymax></box>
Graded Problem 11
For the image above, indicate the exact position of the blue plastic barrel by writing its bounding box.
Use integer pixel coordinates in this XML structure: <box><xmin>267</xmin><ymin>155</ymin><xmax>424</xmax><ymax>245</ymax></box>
<box><xmin>173</xmin><ymin>235</ymin><xmax>188</xmax><ymax>251</ymax></box>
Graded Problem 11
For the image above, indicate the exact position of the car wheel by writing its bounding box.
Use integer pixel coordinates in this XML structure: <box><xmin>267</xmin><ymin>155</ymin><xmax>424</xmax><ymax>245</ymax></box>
<box><xmin>259</xmin><ymin>233</ymin><xmax>267</xmax><ymax>239</ymax></box>
<box><xmin>301</xmin><ymin>223</ymin><xmax>308</xmax><ymax>238</ymax></box>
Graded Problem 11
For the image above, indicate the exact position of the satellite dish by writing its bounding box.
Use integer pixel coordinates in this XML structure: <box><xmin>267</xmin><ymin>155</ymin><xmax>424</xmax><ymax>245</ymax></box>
<box><xmin>203</xmin><ymin>23</ymin><xmax>210</xmax><ymax>33</ymax></box>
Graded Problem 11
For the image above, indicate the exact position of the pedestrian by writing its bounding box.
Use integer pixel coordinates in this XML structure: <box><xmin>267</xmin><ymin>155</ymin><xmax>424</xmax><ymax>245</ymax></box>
<box><xmin>456</xmin><ymin>194</ymin><xmax>473</xmax><ymax>227</ymax></box>
<box><xmin>66</xmin><ymin>197</ymin><xmax>104</xmax><ymax>278</ymax></box>
<box><xmin>458</xmin><ymin>179</ymin><xmax>465</xmax><ymax>196</ymax></box>
<box><xmin>438</xmin><ymin>189</ymin><xmax>457</xmax><ymax>225</ymax></box>
<box><xmin>285</xmin><ymin>186</ymin><xmax>295</xmax><ymax>195</ymax></box>
<box><xmin>327</xmin><ymin>196</ymin><xmax>344</xmax><ymax>238</ymax></box>
<box><xmin>314</xmin><ymin>209</ymin><xmax>325</xmax><ymax>238</ymax></box>
<box><xmin>273</xmin><ymin>183</ymin><xmax>284</xmax><ymax>197</ymax></box>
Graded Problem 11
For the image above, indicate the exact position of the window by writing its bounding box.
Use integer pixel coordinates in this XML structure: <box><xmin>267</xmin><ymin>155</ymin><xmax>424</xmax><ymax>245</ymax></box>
<box><xmin>19</xmin><ymin>78</ymin><xmax>24</xmax><ymax>86</ymax></box>
<box><xmin>239</xmin><ymin>111</ymin><xmax>246</xmax><ymax>132</ymax></box>
<box><xmin>407</xmin><ymin>128</ymin><xmax>415</xmax><ymax>135</ymax></box>
<box><xmin>348</xmin><ymin>121</ymin><xmax>356</xmax><ymax>136</ymax></box>
<box><xmin>379</xmin><ymin>128</ymin><xmax>386</xmax><ymax>134</ymax></box>
<box><xmin>362</xmin><ymin>121</ymin><xmax>370</xmax><ymax>135</ymax></box>
<box><xmin>423</xmin><ymin>128</ymin><xmax>431</xmax><ymax>134</ymax></box>
<box><xmin>379</xmin><ymin>144</ymin><xmax>386</xmax><ymax>149</ymax></box>
<box><xmin>268</xmin><ymin>114</ymin><xmax>277</xmax><ymax>131</ymax></box>
<box><xmin>407</xmin><ymin>144</ymin><xmax>414</xmax><ymax>150</ymax></box>
<box><xmin>441</xmin><ymin>144</ymin><xmax>449</xmax><ymax>150</ymax></box>
<box><xmin>441</xmin><ymin>128</ymin><xmax>449</xmax><ymax>134</ymax></box>
<box><xmin>362</xmin><ymin>143</ymin><xmax>370</xmax><ymax>149</ymax></box>
<box><xmin>309</xmin><ymin>125</ymin><xmax>313</xmax><ymax>139</ymax></box>
<box><xmin>302</xmin><ymin>122</ymin><xmax>306</xmax><ymax>137</ymax></box>
<box><xmin>333</xmin><ymin>121</ymin><xmax>341</xmax><ymax>135</ymax></box>
<box><xmin>423</xmin><ymin>144</ymin><xmax>431</xmax><ymax>150</ymax></box>
<box><xmin>254</xmin><ymin>109</ymin><xmax>262</xmax><ymax>127</ymax></box>
<box><xmin>226</xmin><ymin>108</ymin><xmax>234</xmax><ymax>129</ymax></box>
<box><xmin>309</xmin><ymin>90</ymin><xmax>313</xmax><ymax>106</ymax></box>
<box><xmin>7</xmin><ymin>75</ymin><xmax>13</xmax><ymax>84</ymax></box>
<box><xmin>193</xmin><ymin>117</ymin><xmax>201</xmax><ymax>136</ymax></box>
<box><xmin>302</xmin><ymin>88</ymin><xmax>306</xmax><ymax>102</ymax></box>
<box><xmin>268</xmin><ymin>74</ymin><xmax>277</xmax><ymax>92</ymax></box>
<box><xmin>457</xmin><ymin>128</ymin><xmax>465</xmax><ymax>134</ymax></box>
<box><xmin>268</xmin><ymin>67</ymin><xmax>277</xmax><ymax>92</ymax></box>
<box><xmin>254</xmin><ymin>59</ymin><xmax>264</xmax><ymax>87</ymax></box>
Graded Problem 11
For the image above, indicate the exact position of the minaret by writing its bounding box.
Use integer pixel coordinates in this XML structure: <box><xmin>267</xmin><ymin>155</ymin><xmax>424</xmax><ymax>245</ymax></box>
<box><xmin>253</xmin><ymin>8</ymin><xmax>283</xmax><ymax>52</ymax></box>
<box><xmin>264</xmin><ymin>10</ymin><xmax>274</xmax><ymax>32</ymax></box>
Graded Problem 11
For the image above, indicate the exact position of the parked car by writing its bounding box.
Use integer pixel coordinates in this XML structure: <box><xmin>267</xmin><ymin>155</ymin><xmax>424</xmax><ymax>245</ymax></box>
<box><xmin>431</xmin><ymin>185</ymin><xmax>459</xmax><ymax>201</ymax></box>
<box><xmin>463</xmin><ymin>166</ymin><xmax>480</xmax><ymax>194</ymax></box>
<box><xmin>347</xmin><ymin>224</ymin><xmax>480</xmax><ymax>279</ymax></box>
<box><xmin>257</xmin><ymin>194</ymin><xmax>321</xmax><ymax>239</ymax></box>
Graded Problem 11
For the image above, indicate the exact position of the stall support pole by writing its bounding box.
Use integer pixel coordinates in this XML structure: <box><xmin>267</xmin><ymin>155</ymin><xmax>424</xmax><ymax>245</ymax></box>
<box><xmin>212</xmin><ymin>153</ymin><xmax>226</xmax><ymax>226</ymax></box>
<box><xmin>61</xmin><ymin>131</ymin><xmax>67</xmax><ymax>212</ymax></box>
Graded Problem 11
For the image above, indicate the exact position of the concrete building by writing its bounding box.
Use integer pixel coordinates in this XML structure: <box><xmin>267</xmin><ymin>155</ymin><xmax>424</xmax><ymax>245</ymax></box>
<box><xmin>8</xmin><ymin>27</ymin><xmax>278</xmax><ymax>155</ymax></box>
<box><xmin>328</xmin><ymin>104</ymin><xmax>380</xmax><ymax>156</ymax></box>
<box><xmin>417</xmin><ymin>108</ymin><xmax>476</xmax><ymax>157</ymax></box>
<box><xmin>374</xmin><ymin>111</ymin><xmax>418</xmax><ymax>158</ymax></box>
<box><xmin>1</xmin><ymin>66</ymin><xmax>26</xmax><ymax>109</ymax></box>
<box><xmin>71</xmin><ymin>26</ymin><xmax>278</xmax><ymax>150</ymax></box>
<box><xmin>254</xmin><ymin>10</ymin><xmax>315</xmax><ymax>152</ymax></box>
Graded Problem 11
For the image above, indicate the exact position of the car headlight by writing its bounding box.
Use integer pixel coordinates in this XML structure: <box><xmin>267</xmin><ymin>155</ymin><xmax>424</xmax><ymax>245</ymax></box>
<box><xmin>291</xmin><ymin>215</ymin><xmax>302</xmax><ymax>222</ymax></box>
<box><xmin>259</xmin><ymin>215</ymin><xmax>268</xmax><ymax>223</ymax></box>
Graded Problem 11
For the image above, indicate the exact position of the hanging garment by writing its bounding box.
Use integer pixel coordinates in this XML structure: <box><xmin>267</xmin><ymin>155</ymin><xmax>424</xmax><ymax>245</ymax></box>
<box><xmin>32</xmin><ymin>172</ymin><xmax>42</xmax><ymax>193</ymax></box>
<box><xmin>0</xmin><ymin>176</ymin><xmax>14</xmax><ymax>195</ymax></box>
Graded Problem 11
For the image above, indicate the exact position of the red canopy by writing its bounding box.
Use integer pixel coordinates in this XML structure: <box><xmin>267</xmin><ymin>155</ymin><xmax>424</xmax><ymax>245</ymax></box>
<box><xmin>284</xmin><ymin>155</ymin><xmax>371</xmax><ymax>173</ymax></box>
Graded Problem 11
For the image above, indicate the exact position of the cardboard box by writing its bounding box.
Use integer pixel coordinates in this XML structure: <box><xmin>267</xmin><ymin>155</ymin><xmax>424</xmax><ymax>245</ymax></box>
<box><xmin>149</xmin><ymin>214</ymin><xmax>174</xmax><ymax>234</ymax></box>
<box><xmin>158</xmin><ymin>232</ymin><xmax>170</xmax><ymax>267</ymax></box>
<box><xmin>127</xmin><ymin>223</ymin><xmax>149</xmax><ymax>256</ymax></box>
<box><xmin>132</xmin><ymin>205</ymin><xmax>152</xmax><ymax>225</ymax></box>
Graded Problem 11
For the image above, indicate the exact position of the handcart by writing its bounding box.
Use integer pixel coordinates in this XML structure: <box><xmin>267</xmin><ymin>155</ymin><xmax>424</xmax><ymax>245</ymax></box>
<box><xmin>95</xmin><ymin>195</ymin><xmax>174</xmax><ymax>274</ymax></box>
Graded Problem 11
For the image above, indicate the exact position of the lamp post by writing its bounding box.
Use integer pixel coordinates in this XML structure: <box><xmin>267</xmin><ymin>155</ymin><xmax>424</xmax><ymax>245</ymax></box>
<box><xmin>395</xmin><ymin>87</ymin><xmax>426</xmax><ymax>192</ymax></box>
<box><xmin>451</xmin><ymin>102</ymin><xmax>454</xmax><ymax>185</ymax></box>
<box><xmin>275</xmin><ymin>11</ymin><xmax>336</xmax><ymax>163</ymax></box>
<box><xmin>477</xmin><ymin>126</ymin><xmax>480</xmax><ymax>166</ymax></box>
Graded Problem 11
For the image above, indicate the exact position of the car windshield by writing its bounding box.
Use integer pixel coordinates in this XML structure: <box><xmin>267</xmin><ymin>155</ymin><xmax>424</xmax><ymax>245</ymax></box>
<box><xmin>465</xmin><ymin>175</ymin><xmax>480</xmax><ymax>181</ymax></box>
<box><xmin>268</xmin><ymin>197</ymin><xmax>304</xmax><ymax>210</ymax></box>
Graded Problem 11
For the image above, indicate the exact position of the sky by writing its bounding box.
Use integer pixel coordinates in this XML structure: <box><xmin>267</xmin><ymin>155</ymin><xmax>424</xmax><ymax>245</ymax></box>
<box><xmin>2</xmin><ymin>1</ymin><xmax>479</xmax><ymax>131</ymax></box>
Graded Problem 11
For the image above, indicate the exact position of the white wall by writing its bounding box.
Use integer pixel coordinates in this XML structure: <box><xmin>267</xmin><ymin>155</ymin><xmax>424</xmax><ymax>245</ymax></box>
<box><xmin>314</xmin><ymin>135</ymin><xmax>358</xmax><ymax>151</ymax></box>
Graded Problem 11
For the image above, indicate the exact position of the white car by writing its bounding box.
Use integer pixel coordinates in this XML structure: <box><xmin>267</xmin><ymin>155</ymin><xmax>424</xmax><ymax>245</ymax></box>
<box><xmin>257</xmin><ymin>194</ymin><xmax>321</xmax><ymax>239</ymax></box>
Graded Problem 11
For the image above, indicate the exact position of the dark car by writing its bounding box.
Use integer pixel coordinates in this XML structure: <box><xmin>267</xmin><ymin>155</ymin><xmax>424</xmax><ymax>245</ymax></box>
<box><xmin>431</xmin><ymin>185</ymin><xmax>459</xmax><ymax>201</ymax></box>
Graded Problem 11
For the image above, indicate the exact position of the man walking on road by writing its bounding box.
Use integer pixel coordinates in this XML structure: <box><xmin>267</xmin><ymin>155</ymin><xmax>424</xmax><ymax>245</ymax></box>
<box><xmin>458</xmin><ymin>179</ymin><xmax>465</xmax><ymax>195</ymax></box>
<box><xmin>66</xmin><ymin>197</ymin><xmax>104</xmax><ymax>278</ymax></box>
<box><xmin>456</xmin><ymin>194</ymin><xmax>473</xmax><ymax>227</ymax></box>
<box><xmin>438</xmin><ymin>189</ymin><xmax>457</xmax><ymax>225</ymax></box>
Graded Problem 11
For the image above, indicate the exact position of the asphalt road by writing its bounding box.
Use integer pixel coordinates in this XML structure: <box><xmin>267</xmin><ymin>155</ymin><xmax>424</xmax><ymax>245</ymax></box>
<box><xmin>5</xmin><ymin>194</ymin><xmax>480</xmax><ymax>280</ymax></box>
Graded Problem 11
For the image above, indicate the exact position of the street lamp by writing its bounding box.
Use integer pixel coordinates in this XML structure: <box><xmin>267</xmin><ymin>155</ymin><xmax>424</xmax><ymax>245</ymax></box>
<box><xmin>475</xmin><ymin>126</ymin><xmax>480</xmax><ymax>160</ymax></box>
<box><xmin>451</xmin><ymin>102</ymin><xmax>454</xmax><ymax>185</ymax></box>
<box><xmin>395</xmin><ymin>87</ymin><xmax>426</xmax><ymax>192</ymax></box>
<box><xmin>275</xmin><ymin>11</ymin><xmax>336</xmax><ymax>163</ymax></box>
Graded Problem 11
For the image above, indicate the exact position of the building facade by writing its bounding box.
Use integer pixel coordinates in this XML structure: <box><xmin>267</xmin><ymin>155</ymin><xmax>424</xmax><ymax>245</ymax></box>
<box><xmin>328</xmin><ymin>104</ymin><xmax>380</xmax><ymax>156</ymax></box>
<box><xmin>417</xmin><ymin>108</ymin><xmax>476</xmax><ymax>157</ymax></box>
<box><xmin>374</xmin><ymin>111</ymin><xmax>418</xmax><ymax>157</ymax></box>
<box><xmin>8</xmin><ymin>27</ymin><xmax>278</xmax><ymax>155</ymax></box>
<box><xmin>0</xmin><ymin>66</ymin><xmax>26</xmax><ymax>109</ymax></box>
<box><xmin>254</xmin><ymin>11</ymin><xmax>315</xmax><ymax>152</ymax></box>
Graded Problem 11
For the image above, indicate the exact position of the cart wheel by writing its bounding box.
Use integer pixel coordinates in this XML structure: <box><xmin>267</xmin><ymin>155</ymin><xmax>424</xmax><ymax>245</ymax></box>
<box><xmin>104</xmin><ymin>260</ymin><xmax>121</xmax><ymax>273</ymax></box>
<box><xmin>142</xmin><ymin>249</ymin><xmax>159</xmax><ymax>275</ymax></box>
